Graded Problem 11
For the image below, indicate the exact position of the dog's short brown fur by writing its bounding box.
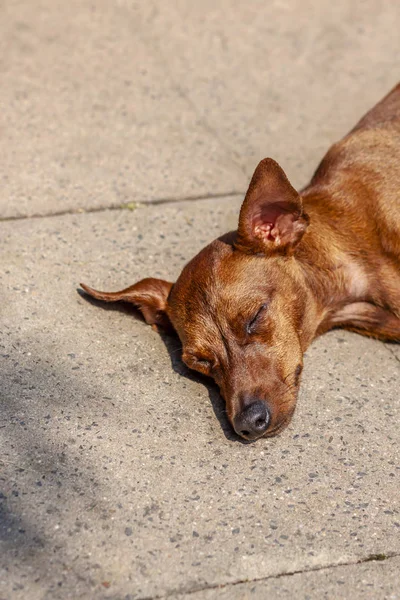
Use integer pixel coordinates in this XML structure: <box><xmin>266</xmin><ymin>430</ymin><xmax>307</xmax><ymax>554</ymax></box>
<box><xmin>81</xmin><ymin>83</ymin><xmax>400</xmax><ymax>440</ymax></box>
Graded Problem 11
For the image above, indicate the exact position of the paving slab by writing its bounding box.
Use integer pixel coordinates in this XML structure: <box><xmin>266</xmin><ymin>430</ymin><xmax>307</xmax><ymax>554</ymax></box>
<box><xmin>176</xmin><ymin>556</ymin><xmax>400</xmax><ymax>600</ymax></box>
<box><xmin>3</xmin><ymin>1</ymin><xmax>400</xmax><ymax>220</ymax></box>
<box><xmin>1</xmin><ymin>198</ymin><xmax>399</xmax><ymax>599</ymax></box>
<box><xmin>138</xmin><ymin>0</ymin><xmax>400</xmax><ymax>190</ymax></box>
<box><xmin>0</xmin><ymin>1</ymin><xmax>245</xmax><ymax>219</ymax></box>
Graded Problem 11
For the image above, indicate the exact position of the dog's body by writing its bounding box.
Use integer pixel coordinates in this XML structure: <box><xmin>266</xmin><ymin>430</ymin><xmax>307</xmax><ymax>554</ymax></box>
<box><xmin>81</xmin><ymin>83</ymin><xmax>400</xmax><ymax>440</ymax></box>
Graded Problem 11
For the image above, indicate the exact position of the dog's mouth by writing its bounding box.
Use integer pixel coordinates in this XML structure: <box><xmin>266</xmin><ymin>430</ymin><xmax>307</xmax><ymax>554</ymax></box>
<box><xmin>236</xmin><ymin>418</ymin><xmax>290</xmax><ymax>440</ymax></box>
<box><xmin>262</xmin><ymin>416</ymin><xmax>292</xmax><ymax>437</ymax></box>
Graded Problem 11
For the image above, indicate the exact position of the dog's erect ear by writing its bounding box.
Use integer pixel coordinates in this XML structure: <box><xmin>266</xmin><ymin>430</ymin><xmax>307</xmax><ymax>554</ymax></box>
<box><xmin>236</xmin><ymin>158</ymin><xmax>309</xmax><ymax>254</ymax></box>
<box><xmin>80</xmin><ymin>278</ymin><xmax>173</xmax><ymax>330</ymax></box>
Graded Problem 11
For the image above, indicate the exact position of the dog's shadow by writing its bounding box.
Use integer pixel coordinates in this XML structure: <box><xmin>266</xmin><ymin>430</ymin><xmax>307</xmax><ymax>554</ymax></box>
<box><xmin>158</xmin><ymin>331</ymin><xmax>249</xmax><ymax>443</ymax></box>
<box><xmin>78</xmin><ymin>290</ymin><xmax>247</xmax><ymax>443</ymax></box>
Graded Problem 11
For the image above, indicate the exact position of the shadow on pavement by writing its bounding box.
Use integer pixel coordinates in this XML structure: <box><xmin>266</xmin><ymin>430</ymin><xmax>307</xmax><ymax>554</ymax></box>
<box><xmin>0</xmin><ymin>347</ymin><xmax>109</xmax><ymax>597</ymax></box>
<box><xmin>77</xmin><ymin>288</ymin><xmax>247</xmax><ymax>443</ymax></box>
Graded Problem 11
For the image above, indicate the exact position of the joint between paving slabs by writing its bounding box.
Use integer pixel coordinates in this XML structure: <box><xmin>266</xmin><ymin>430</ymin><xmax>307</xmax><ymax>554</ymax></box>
<box><xmin>136</xmin><ymin>552</ymin><xmax>400</xmax><ymax>600</ymax></box>
<box><xmin>0</xmin><ymin>191</ymin><xmax>245</xmax><ymax>223</ymax></box>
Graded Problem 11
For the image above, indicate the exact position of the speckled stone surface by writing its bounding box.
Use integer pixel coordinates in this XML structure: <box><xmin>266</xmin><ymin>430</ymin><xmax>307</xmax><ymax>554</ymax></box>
<box><xmin>0</xmin><ymin>1</ymin><xmax>245</xmax><ymax>219</ymax></box>
<box><xmin>176</xmin><ymin>556</ymin><xmax>400</xmax><ymax>599</ymax></box>
<box><xmin>1</xmin><ymin>199</ymin><xmax>399</xmax><ymax>599</ymax></box>
<box><xmin>2</xmin><ymin>0</ymin><xmax>400</xmax><ymax>217</ymax></box>
<box><xmin>387</xmin><ymin>345</ymin><xmax>400</xmax><ymax>364</ymax></box>
<box><xmin>139</xmin><ymin>0</ymin><xmax>400</xmax><ymax>190</ymax></box>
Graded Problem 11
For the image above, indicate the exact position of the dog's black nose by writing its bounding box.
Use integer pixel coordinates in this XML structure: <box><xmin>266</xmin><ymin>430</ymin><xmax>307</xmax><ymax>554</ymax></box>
<box><xmin>234</xmin><ymin>400</ymin><xmax>270</xmax><ymax>439</ymax></box>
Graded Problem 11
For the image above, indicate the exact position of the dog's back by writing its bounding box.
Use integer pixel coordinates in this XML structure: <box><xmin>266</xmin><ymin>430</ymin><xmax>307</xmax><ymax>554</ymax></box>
<box><xmin>352</xmin><ymin>82</ymin><xmax>400</xmax><ymax>133</ymax></box>
<box><xmin>304</xmin><ymin>83</ymin><xmax>400</xmax><ymax>272</ymax></box>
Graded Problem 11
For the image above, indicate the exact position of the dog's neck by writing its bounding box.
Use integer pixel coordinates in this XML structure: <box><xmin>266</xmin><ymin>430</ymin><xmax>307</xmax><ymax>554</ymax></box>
<box><xmin>293</xmin><ymin>188</ymin><xmax>375</xmax><ymax>344</ymax></box>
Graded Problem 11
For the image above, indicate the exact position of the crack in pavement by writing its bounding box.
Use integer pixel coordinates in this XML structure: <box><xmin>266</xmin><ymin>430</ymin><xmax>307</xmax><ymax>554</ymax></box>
<box><xmin>172</xmin><ymin>81</ymin><xmax>250</xmax><ymax>180</ymax></box>
<box><xmin>0</xmin><ymin>191</ymin><xmax>244</xmax><ymax>223</ymax></box>
<box><xmin>136</xmin><ymin>552</ymin><xmax>400</xmax><ymax>600</ymax></box>
<box><xmin>382</xmin><ymin>342</ymin><xmax>400</xmax><ymax>367</ymax></box>
<box><xmin>134</xmin><ymin>13</ymin><xmax>250</xmax><ymax>182</ymax></box>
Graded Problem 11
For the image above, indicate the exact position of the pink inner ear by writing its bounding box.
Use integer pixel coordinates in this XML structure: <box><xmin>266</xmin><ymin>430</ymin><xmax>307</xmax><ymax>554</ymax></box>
<box><xmin>254</xmin><ymin>221</ymin><xmax>274</xmax><ymax>242</ymax></box>
<box><xmin>251</xmin><ymin>201</ymin><xmax>296</xmax><ymax>244</ymax></box>
<box><xmin>236</xmin><ymin>158</ymin><xmax>308</xmax><ymax>254</ymax></box>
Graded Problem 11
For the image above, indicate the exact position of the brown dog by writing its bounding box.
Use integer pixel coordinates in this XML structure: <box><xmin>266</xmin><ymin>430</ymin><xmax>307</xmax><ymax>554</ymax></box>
<box><xmin>81</xmin><ymin>83</ymin><xmax>400</xmax><ymax>440</ymax></box>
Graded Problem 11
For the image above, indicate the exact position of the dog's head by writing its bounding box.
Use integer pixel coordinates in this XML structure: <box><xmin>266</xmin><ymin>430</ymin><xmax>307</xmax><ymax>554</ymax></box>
<box><xmin>82</xmin><ymin>159</ymin><xmax>313</xmax><ymax>439</ymax></box>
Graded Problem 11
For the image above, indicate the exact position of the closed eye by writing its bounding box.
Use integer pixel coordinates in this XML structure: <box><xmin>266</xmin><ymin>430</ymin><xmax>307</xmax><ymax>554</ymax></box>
<box><xmin>196</xmin><ymin>358</ymin><xmax>211</xmax><ymax>369</ymax></box>
<box><xmin>246</xmin><ymin>303</ymin><xmax>268</xmax><ymax>335</ymax></box>
<box><xmin>182</xmin><ymin>352</ymin><xmax>214</xmax><ymax>374</ymax></box>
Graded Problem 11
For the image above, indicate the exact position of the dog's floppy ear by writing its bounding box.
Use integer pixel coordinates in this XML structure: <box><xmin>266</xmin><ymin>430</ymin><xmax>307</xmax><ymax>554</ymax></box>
<box><xmin>236</xmin><ymin>158</ymin><xmax>309</xmax><ymax>255</ymax></box>
<box><xmin>80</xmin><ymin>278</ymin><xmax>173</xmax><ymax>330</ymax></box>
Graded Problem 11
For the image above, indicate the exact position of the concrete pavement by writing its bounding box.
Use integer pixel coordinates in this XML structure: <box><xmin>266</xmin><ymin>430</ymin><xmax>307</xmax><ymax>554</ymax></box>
<box><xmin>2</xmin><ymin>0</ymin><xmax>400</xmax><ymax>218</ymax></box>
<box><xmin>1</xmin><ymin>1</ymin><xmax>399</xmax><ymax>599</ymax></box>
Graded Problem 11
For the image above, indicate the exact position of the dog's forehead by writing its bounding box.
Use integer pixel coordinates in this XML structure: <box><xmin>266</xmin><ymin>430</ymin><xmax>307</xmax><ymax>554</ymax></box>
<box><xmin>173</xmin><ymin>236</ymin><xmax>262</xmax><ymax>299</ymax></box>
<box><xmin>168</xmin><ymin>235</ymin><xmax>283</xmax><ymax>344</ymax></box>
<box><xmin>170</xmin><ymin>238</ymin><xmax>233</xmax><ymax>312</ymax></box>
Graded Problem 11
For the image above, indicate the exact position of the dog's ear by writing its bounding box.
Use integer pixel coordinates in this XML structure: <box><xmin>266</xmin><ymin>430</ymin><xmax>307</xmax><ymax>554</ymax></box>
<box><xmin>80</xmin><ymin>278</ymin><xmax>173</xmax><ymax>330</ymax></box>
<box><xmin>236</xmin><ymin>158</ymin><xmax>309</xmax><ymax>254</ymax></box>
